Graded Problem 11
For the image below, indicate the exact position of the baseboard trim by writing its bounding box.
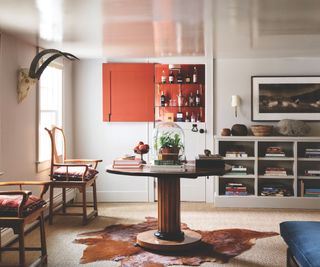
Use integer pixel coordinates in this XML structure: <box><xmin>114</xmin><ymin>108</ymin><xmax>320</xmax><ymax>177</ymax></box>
<box><xmin>0</xmin><ymin>189</ymin><xmax>76</xmax><ymax>247</ymax></box>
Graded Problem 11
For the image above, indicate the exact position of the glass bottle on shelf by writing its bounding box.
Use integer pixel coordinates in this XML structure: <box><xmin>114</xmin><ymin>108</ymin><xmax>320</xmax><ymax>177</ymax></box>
<box><xmin>196</xmin><ymin>113</ymin><xmax>201</xmax><ymax>122</ymax></box>
<box><xmin>161</xmin><ymin>70</ymin><xmax>166</xmax><ymax>84</ymax></box>
<box><xmin>176</xmin><ymin>111</ymin><xmax>184</xmax><ymax>122</ymax></box>
<box><xmin>169</xmin><ymin>70</ymin><xmax>174</xmax><ymax>84</ymax></box>
<box><xmin>189</xmin><ymin>92</ymin><xmax>195</xmax><ymax>107</ymax></box>
<box><xmin>192</xmin><ymin>67</ymin><xmax>197</xmax><ymax>83</ymax></box>
<box><xmin>185</xmin><ymin>72</ymin><xmax>191</xmax><ymax>83</ymax></box>
<box><xmin>176</xmin><ymin>70</ymin><xmax>183</xmax><ymax>84</ymax></box>
<box><xmin>190</xmin><ymin>112</ymin><xmax>196</xmax><ymax>122</ymax></box>
<box><xmin>160</xmin><ymin>91</ymin><xmax>166</xmax><ymax>107</ymax></box>
<box><xmin>185</xmin><ymin>112</ymin><xmax>190</xmax><ymax>122</ymax></box>
<box><xmin>195</xmin><ymin>89</ymin><xmax>201</xmax><ymax>106</ymax></box>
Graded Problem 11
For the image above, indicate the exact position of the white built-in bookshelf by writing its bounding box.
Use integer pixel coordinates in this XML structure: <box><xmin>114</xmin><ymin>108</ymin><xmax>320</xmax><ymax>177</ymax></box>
<box><xmin>214</xmin><ymin>136</ymin><xmax>320</xmax><ymax>209</ymax></box>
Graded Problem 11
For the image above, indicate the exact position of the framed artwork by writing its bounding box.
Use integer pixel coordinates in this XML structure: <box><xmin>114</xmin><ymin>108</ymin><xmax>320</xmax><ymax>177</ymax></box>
<box><xmin>251</xmin><ymin>76</ymin><xmax>320</xmax><ymax>121</ymax></box>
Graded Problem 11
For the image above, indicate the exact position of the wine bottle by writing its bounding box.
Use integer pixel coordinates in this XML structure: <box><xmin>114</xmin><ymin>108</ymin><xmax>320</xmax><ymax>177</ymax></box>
<box><xmin>161</xmin><ymin>70</ymin><xmax>166</xmax><ymax>84</ymax></box>
<box><xmin>196</xmin><ymin>113</ymin><xmax>201</xmax><ymax>122</ymax></box>
<box><xmin>190</xmin><ymin>112</ymin><xmax>196</xmax><ymax>122</ymax></box>
<box><xmin>185</xmin><ymin>111</ymin><xmax>190</xmax><ymax>122</ymax></box>
<box><xmin>169</xmin><ymin>70</ymin><xmax>174</xmax><ymax>84</ymax></box>
<box><xmin>195</xmin><ymin>89</ymin><xmax>201</xmax><ymax>106</ymax></box>
<box><xmin>176</xmin><ymin>111</ymin><xmax>184</xmax><ymax>122</ymax></box>
<box><xmin>176</xmin><ymin>70</ymin><xmax>183</xmax><ymax>84</ymax></box>
<box><xmin>192</xmin><ymin>66</ymin><xmax>197</xmax><ymax>83</ymax></box>
<box><xmin>185</xmin><ymin>72</ymin><xmax>191</xmax><ymax>83</ymax></box>
<box><xmin>160</xmin><ymin>91</ymin><xmax>166</xmax><ymax>107</ymax></box>
<box><xmin>189</xmin><ymin>92</ymin><xmax>195</xmax><ymax>107</ymax></box>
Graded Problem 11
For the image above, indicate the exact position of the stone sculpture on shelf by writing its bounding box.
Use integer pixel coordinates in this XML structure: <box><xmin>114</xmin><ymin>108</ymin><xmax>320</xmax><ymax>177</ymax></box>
<box><xmin>277</xmin><ymin>119</ymin><xmax>310</xmax><ymax>136</ymax></box>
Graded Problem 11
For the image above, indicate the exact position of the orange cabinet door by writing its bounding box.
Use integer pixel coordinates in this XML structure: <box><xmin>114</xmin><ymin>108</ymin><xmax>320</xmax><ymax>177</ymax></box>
<box><xmin>103</xmin><ymin>63</ymin><xmax>155</xmax><ymax>122</ymax></box>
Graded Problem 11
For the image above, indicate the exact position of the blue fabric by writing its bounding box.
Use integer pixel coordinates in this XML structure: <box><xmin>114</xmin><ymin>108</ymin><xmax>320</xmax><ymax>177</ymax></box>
<box><xmin>280</xmin><ymin>221</ymin><xmax>320</xmax><ymax>267</ymax></box>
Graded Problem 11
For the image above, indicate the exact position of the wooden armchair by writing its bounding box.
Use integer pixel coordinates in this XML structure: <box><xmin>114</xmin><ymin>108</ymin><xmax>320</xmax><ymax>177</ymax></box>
<box><xmin>0</xmin><ymin>181</ymin><xmax>50</xmax><ymax>267</ymax></box>
<box><xmin>45</xmin><ymin>126</ymin><xmax>102</xmax><ymax>225</ymax></box>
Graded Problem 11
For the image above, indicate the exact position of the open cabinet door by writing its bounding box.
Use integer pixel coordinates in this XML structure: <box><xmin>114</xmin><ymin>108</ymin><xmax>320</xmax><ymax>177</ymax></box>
<box><xmin>103</xmin><ymin>63</ymin><xmax>154</xmax><ymax>122</ymax></box>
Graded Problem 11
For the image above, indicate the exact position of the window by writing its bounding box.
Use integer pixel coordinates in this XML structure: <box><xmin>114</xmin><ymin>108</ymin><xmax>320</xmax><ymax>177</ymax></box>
<box><xmin>37</xmin><ymin>64</ymin><xmax>63</xmax><ymax>171</ymax></box>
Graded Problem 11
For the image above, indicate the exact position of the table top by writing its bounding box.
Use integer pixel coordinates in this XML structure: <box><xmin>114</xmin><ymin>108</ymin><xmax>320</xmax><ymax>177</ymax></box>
<box><xmin>106</xmin><ymin>164</ymin><xmax>228</xmax><ymax>178</ymax></box>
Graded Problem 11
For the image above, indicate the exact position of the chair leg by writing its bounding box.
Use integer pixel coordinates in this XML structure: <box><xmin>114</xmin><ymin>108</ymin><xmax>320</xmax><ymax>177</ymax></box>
<box><xmin>93</xmin><ymin>181</ymin><xmax>98</xmax><ymax>215</ymax></box>
<box><xmin>49</xmin><ymin>185</ymin><xmax>54</xmax><ymax>225</ymax></box>
<box><xmin>62</xmin><ymin>188</ymin><xmax>66</xmax><ymax>213</ymax></box>
<box><xmin>39</xmin><ymin>213</ymin><xmax>47</xmax><ymax>264</ymax></box>
<box><xmin>82</xmin><ymin>185</ymin><xmax>87</xmax><ymax>225</ymax></box>
<box><xmin>18</xmin><ymin>223</ymin><xmax>25</xmax><ymax>267</ymax></box>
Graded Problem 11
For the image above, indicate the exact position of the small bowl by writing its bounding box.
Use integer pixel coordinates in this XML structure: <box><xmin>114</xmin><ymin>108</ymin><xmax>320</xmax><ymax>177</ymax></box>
<box><xmin>251</xmin><ymin>125</ymin><xmax>273</xmax><ymax>136</ymax></box>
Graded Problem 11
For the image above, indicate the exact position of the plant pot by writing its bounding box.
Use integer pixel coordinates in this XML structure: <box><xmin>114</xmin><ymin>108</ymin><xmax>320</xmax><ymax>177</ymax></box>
<box><xmin>159</xmin><ymin>147</ymin><xmax>180</xmax><ymax>161</ymax></box>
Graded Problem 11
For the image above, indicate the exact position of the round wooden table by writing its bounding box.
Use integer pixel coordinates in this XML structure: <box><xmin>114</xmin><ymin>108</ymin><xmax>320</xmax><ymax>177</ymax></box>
<box><xmin>106</xmin><ymin>165</ymin><xmax>226</xmax><ymax>251</ymax></box>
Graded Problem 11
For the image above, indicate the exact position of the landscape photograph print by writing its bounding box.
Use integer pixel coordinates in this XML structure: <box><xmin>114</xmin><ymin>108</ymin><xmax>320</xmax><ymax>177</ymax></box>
<box><xmin>252</xmin><ymin>76</ymin><xmax>320</xmax><ymax>121</ymax></box>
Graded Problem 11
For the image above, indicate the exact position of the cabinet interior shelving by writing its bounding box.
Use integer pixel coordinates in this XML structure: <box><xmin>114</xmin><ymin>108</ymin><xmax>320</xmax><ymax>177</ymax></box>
<box><xmin>214</xmin><ymin>136</ymin><xmax>320</xmax><ymax>209</ymax></box>
<box><xmin>154</xmin><ymin>64</ymin><xmax>205</xmax><ymax>122</ymax></box>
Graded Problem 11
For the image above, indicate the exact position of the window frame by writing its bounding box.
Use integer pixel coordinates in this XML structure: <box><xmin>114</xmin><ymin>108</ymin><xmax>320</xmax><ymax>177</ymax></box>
<box><xmin>36</xmin><ymin>60</ymin><xmax>64</xmax><ymax>172</ymax></box>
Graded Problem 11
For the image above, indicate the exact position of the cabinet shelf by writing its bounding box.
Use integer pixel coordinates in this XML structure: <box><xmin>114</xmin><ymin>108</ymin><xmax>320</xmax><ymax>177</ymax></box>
<box><xmin>222</xmin><ymin>157</ymin><xmax>255</xmax><ymax>161</ymax></box>
<box><xmin>258</xmin><ymin>157</ymin><xmax>294</xmax><ymax>161</ymax></box>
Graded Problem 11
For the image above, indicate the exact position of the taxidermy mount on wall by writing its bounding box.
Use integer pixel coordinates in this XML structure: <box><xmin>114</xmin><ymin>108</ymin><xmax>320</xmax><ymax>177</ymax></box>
<box><xmin>17</xmin><ymin>49</ymin><xmax>79</xmax><ymax>103</ymax></box>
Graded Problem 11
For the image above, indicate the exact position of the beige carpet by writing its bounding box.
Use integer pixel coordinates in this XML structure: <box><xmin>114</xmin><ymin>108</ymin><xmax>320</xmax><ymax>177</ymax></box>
<box><xmin>1</xmin><ymin>203</ymin><xmax>320</xmax><ymax>266</ymax></box>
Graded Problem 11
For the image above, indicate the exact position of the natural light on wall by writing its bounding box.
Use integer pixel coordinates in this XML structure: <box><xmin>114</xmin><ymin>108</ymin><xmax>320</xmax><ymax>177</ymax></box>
<box><xmin>38</xmin><ymin>65</ymin><xmax>63</xmax><ymax>164</ymax></box>
<box><xmin>36</xmin><ymin>0</ymin><xmax>63</xmax><ymax>42</ymax></box>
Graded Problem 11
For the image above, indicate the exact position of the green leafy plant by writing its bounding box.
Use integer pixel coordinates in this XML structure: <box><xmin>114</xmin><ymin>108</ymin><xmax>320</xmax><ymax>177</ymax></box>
<box><xmin>155</xmin><ymin>132</ymin><xmax>184</xmax><ymax>151</ymax></box>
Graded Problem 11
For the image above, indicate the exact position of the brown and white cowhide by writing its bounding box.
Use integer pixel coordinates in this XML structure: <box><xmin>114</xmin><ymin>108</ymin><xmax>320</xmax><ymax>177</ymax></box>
<box><xmin>74</xmin><ymin>217</ymin><xmax>278</xmax><ymax>267</ymax></box>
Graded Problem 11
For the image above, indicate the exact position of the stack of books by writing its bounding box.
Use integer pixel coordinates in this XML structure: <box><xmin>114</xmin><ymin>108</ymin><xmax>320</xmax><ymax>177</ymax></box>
<box><xmin>229</xmin><ymin>165</ymin><xmax>247</xmax><ymax>175</ymax></box>
<box><xmin>304</xmin><ymin>188</ymin><xmax>320</xmax><ymax>197</ymax></box>
<box><xmin>260</xmin><ymin>185</ymin><xmax>292</xmax><ymax>197</ymax></box>
<box><xmin>305</xmin><ymin>148</ymin><xmax>320</xmax><ymax>158</ymax></box>
<box><xmin>265</xmin><ymin>146</ymin><xmax>285</xmax><ymax>157</ymax></box>
<box><xmin>304</xmin><ymin>170</ymin><xmax>320</xmax><ymax>176</ymax></box>
<box><xmin>264</xmin><ymin>167</ymin><xmax>287</xmax><ymax>176</ymax></box>
<box><xmin>225</xmin><ymin>151</ymin><xmax>248</xmax><ymax>158</ymax></box>
<box><xmin>113</xmin><ymin>156</ymin><xmax>142</xmax><ymax>169</ymax></box>
<box><xmin>149</xmin><ymin>163</ymin><xmax>185</xmax><ymax>172</ymax></box>
<box><xmin>225</xmin><ymin>182</ymin><xmax>248</xmax><ymax>196</ymax></box>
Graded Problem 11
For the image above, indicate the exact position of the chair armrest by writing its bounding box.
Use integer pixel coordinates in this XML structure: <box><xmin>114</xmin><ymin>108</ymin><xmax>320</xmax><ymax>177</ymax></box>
<box><xmin>0</xmin><ymin>190</ymin><xmax>32</xmax><ymax>217</ymax></box>
<box><xmin>64</xmin><ymin>159</ymin><xmax>102</xmax><ymax>169</ymax></box>
<box><xmin>0</xmin><ymin>181</ymin><xmax>50</xmax><ymax>199</ymax></box>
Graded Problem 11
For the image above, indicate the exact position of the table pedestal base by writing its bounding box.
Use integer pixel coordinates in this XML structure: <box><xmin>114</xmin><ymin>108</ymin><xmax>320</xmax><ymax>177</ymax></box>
<box><xmin>136</xmin><ymin>230</ymin><xmax>202</xmax><ymax>252</ymax></box>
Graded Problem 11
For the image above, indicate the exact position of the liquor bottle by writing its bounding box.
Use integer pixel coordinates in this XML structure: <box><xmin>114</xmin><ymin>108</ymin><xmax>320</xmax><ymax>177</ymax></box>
<box><xmin>160</xmin><ymin>91</ymin><xmax>166</xmax><ymax>107</ymax></box>
<box><xmin>195</xmin><ymin>89</ymin><xmax>201</xmax><ymax>106</ymax></box>
<box><xmin>196</xmin><ymin>113</ymin><xmax>201</xmax><ymax>122</ymax></box>
<box><xmin>185</xmin><ymin>111</ymin><xmax>190</xmax><ymax>122</ymax></box>
<box><xmin>192</xmin><ymin>66</ymin><xmax>197</xmax><ymax>83</ymax></box>
<box><xmin>190</xmin><ymin>112</ymin><xmax>196</xmax><ymax>122</ymax></box>
<box><xmin>189</xmin><ymin>92</ymin><xmax>195</xmax><ymax>107</ymax></box>
<box><xmin>161</xmin><ymin>70</ymin><xmax>166</xmax><ymax>84</ymax></box>
<box><xmin>169</xmin><ymin>70</ymin><xmax>174</xmax><ymax>84</ymax></box>
<box><xmin>185</xmin><ymin>72</ymin><xmax>191</xmax><ymax>83</ymax></box>
<box><xmin>176</xmin><ymin>111</ymin><xmax>184</xmax><ymax>122</ymax></box>
<box><xmin>176</xmin><ymin>70</ymin><xmax>183</xmax><ymax>84</ymax></box>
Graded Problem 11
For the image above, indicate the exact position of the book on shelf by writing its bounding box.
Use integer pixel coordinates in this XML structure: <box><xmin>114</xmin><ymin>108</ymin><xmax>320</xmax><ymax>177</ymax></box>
<box><xmin>305</xmin><ymin>170</ymin><xmax>320</xmax><ymax>175</ymax></box>
<box><xmin>304</xmin><ymin>187</ymin><xmax>320</xmax><ymax>197</ymax></box>
<box><xmin>225</xmin><ymin>151</ymin><xmax>248</xmax><ymax>158</ymax></box>
<box><xmin>113</xmin><ymin>156</ymin><xmax>143</xmax><ymax>169</ymax></box>
<box><xmin>231</xmin><ymin>165</ymin><xmax>247</xmax><ymax>172</ymax></box>
<box><xmin>305</xmin><ymin>148</ymin><xmax>320</xmax><ymax>158</ymax></box>
<box><xmin>265</xmin><ymin>153</ymin><xmax>286</xmax><ymax>157</ymax></box>
<box><xmin>260</xmin><ymin>182</ymin><xmax>293</xmax><ymax>197</ymax></box>
<box><xmin>148</xmin><ymin>164</ymin><xmax>185</xmax><ymax>172</ymax></box>
<box><xmin>112</xmin><ymin>164</ymin><xmax>142</xmax><ymax>169</ymax></box>
<box><xmin>224</xmin><ymin>182</ymin><xmax>248</xmax><ymax>196</ymax></box>
<box><xmin>264</xmin><ymin>167</ymin><xmax>287</xmax><ymax>176</ymax></box>
<box><xmin>265</xmin><ymin>147</ymin><xmax>286</xmax><ymax>157</ymax></box>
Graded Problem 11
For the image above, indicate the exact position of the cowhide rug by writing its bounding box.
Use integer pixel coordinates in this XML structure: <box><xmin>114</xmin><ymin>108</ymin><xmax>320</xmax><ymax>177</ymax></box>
<box><xmin>74</xmin><ymin>217</ymin><xmax>278</xmax><ymax>267</ymax></box>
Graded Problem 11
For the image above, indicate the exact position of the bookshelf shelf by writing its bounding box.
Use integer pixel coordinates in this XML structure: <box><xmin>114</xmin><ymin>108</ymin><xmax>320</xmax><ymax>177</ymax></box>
<box><xmin>214</xmin><ymin>136</ymin><xmax>320</xmax><ymax>208</ymax></box>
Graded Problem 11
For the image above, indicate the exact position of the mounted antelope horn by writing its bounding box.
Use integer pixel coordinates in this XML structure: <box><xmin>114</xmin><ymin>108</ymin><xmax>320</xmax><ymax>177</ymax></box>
<box><xmin>17</xmin><ymin>49</ymin><xmax>79</xmax><ymax>103</ymax></box>
<box><xmin>29</xmin><ymin>49</ymin><xmax>79</xmax><ymax>79</ymax></box>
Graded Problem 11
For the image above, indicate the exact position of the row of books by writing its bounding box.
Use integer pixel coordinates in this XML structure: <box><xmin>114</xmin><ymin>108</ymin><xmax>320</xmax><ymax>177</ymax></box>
<box><xmin>264</xmin><ymin>167</ymin><xmax>287</xmax><ymax>176</ymax></box>
<box><xmin>300</xmin><ymin>181</ymin><xmax>320</xmax><ymax>197</ymax></box>
<box><xmin>225</xmin><ymin>151</ymin><xmax>248</xmax><ymax>158</ymax></box>
<box><xmin>305</xmin><ymin>148</ymin><xmax>320</xmax><ymax>158</ymax></box>
<box><xmin>228</xmin><ymin>165</ymin><xmax>248</xmax><ymax>175</ymax></box>
<box><xmin>113</xmin><ymin>156</ymin><xmax>142</xmax><ymax>169</ymax></box>
<box><xmin>225</xmin><ymin>182</ymin><xmax>248</xmax><ymax>196</ymax></box>
<box><xmin>265</xmin><ymin>146</ymin><xmax>285</xmax><ymax>157</ymax></box>
<box><xmin>260</xmin><ymin>185</ymin><xmax>292</xmax><ymax>197</ymax></box>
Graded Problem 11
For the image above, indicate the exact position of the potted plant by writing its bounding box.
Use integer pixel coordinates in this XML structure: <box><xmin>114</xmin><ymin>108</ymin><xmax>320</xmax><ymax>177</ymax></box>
<box><xmin>155</xmin><ymin>131</ymin><xmax>184</xmax><ymax>161</ymax></box>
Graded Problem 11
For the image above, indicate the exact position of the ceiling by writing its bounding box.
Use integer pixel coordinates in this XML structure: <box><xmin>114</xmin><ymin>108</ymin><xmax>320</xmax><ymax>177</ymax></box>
<box><xmin>1</xmin><ymin>0</ymin><xmax>320</xmax><ymax>59</ymax></box>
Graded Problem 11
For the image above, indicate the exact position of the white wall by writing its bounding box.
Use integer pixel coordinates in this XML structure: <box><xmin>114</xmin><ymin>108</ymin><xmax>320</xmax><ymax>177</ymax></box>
<box><xmin>215</xmin><ymin>58</ymin><xmax>320</xmax><ymax>135</ymax></box>
<box><xmin>0</xmin><ymin>33</ymin><xmax>73</xmax><ymax>187</ymax></box>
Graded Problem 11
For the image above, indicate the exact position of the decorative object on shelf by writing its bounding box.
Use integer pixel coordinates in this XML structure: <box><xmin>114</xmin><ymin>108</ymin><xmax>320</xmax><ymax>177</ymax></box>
<box><xmin>251</xmin><ymin>125</ymin><xmax>273</xmax><ymax>136</ymax></box>
<box><xmin>221</xmin><ymin>128</ymin><xmax>231</xmax><ymax>136</ymax></box>
<box><xmin>231</xmin><ymin>95</ymin><xmax>240</xmax><ymax>117</ymax></box>
<box><xmin>231</xmin><ymin>124</ymin><xmax>248</xmax><ymax>136</ymax></box>
<box><xmin>276</xmin><ymin>119</ymin><xmax>310</xmax><ymax>136</ymax></box>
<box><xmin>153</xmin><ymin>122</ymin><xmax>185</xmax><ymax>162</ymax></box>
<box><xmin>251</xmin><ymin>76</ymin><xmax>320</xmax><ymax>121</ymax></box>
<box><xmin>133</xmin><ymin>141</ymin><xmax>149</xmax><ymax>164</ymax></box>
